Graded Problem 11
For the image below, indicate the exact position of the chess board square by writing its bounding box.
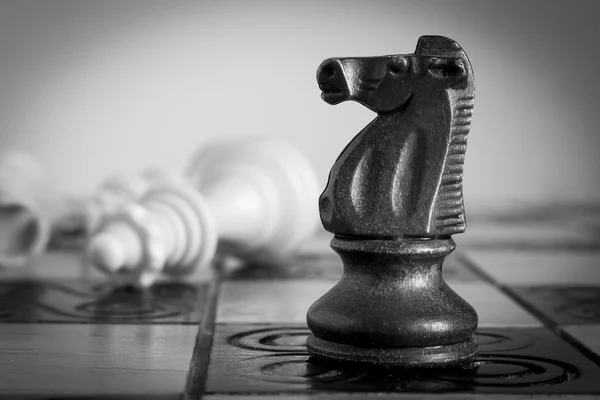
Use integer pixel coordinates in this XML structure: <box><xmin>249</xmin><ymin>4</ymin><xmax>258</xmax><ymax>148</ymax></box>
<box><xmin>456</xmin><ymin>282</ymin><xmax>540</xmax><ymax>327</ymax></box>
<box><xmin>216</xmin><ymin>280</ymin><xmax>539</xmax><ymax>326</ymax></box>
<box><xmin>508</xmin><ymin>286</ymin><xmax>600</xmax><ymax>326</ymax></box>
<box><xmin>216</xmin><ymin>280</ymin><xmax>330</xmax><ymax>323</ymax></box>
<box><xmin>456</xmin><ymin>223</ymin><xmax>598</xmax><ymax>251</ymax></box>
<box><xmin>464</xmin><ymin>251</ymin><xmax>600</xmax><ymax>286</ymax></box>
<box><xmin>563</xmin><ymin>325</ymin><xmax>600</xmax><ymax>359</ymax></box>
<box><xmin>205</xmin><ymin>324</ymin><xmax>600</xmax><ymax>394</ymax></box>
<box><xmin>0</xmin><ymin>323</ymin><xmax>197</xmax><ymax>397</ymax></box>
<box><xmin>0</xmin><ymin>279</ymin><xmax>213</xmax><ymax>324</ymax></box>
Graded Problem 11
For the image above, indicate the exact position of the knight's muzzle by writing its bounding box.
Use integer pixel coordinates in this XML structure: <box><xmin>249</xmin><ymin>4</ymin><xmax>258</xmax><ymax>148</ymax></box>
<box><xmin>317</xmin><ymin>58</ymin><xmax>349</xmax><ymax>104</ymax></box>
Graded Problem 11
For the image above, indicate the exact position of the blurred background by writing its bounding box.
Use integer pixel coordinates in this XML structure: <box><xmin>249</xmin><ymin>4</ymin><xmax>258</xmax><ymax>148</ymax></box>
<box><xmin>0</xmin><ymin>0</ymin><xmax>598</xmax><ymax>209</ymax></box>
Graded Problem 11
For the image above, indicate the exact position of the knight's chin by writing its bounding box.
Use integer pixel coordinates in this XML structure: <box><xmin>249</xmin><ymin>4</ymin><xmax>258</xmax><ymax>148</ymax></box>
<box><xmin>321</xmin><ymin>91</ymin><xmax>347</xmax><ymax>105</ymax></box>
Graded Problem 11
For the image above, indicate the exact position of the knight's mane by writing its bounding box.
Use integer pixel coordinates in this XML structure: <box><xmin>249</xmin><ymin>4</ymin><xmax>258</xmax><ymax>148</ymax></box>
<box><xmin>416</xmin><ymin>36</ymin><xmax>474</xmax><ymax>234</ymax></box>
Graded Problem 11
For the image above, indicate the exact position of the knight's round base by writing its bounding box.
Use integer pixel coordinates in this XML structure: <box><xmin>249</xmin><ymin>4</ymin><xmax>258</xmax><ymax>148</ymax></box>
<box><xmin>306</xmin><ymin>334</ymin><xmax>478</xmax><ymax>368</ymax></box>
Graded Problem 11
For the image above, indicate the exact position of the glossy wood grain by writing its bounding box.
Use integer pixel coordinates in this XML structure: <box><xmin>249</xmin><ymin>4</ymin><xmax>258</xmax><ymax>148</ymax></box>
<box><xmin>0</xmin><ymin>324</ymin><xmax>197</xmax><ymax>398</ymax></box>
<box><xmin>0</xmin><ymin>280</ymin><xmax>209</xmax><ymax>324</ymax></box>
<box><xmin>205</xmin><ymin>324</ymin><xmax>600</xmax><ymax>394</ymax></box>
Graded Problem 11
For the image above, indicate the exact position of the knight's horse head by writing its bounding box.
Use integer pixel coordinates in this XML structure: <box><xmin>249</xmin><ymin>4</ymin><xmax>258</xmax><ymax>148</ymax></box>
<box><xmin>317</xmin><ymin>36</ymin><xmax>473</xmax><ymax>114</ymax></box>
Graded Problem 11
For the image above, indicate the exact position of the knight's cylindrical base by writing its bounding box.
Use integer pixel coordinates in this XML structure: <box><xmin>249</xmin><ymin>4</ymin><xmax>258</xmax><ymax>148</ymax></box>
<box><xmin>307</xmin><ymin>335</ymin><xmax>478</xmax><ymax>368</ymax></box>
<box><xmin>306</xmin><ymin>236</ymin><xmax>478</xmax><ymax>368</ymax></box>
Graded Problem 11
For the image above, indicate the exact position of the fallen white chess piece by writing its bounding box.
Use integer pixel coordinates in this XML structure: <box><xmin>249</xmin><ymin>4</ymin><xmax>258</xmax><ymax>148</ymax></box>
<box><xmin>50</xmin><ymin>171</ymin><xmax>171</xmax><ymax>248</ymax></box>
<box><xmin>86</xmin><ymin>137</ymin><xmax>320</xmax><ymax>287</ymax></box>
<box><xmin>0</xmin><ymin>150</ymin><xmax>51</xmax><ymax>267</ymax></box>
<box><xmin>0</xmin><ymin>149</ymin><xmax>162</xmax><ymax>266</ymax></box>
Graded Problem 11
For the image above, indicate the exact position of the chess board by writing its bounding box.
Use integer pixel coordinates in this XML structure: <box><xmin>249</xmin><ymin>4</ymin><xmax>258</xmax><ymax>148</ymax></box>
<box><xmin>1</xmin><ymin>201</ymin><xmax>600</xmax><ymax>399</ymax></box>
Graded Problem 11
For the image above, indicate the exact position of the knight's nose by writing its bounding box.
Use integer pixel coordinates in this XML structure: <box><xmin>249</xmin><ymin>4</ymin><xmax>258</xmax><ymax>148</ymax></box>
<box><xmin>317</xmin><ymin>59</ymin><xmax>342</xmax><ymax>82</ymax></box>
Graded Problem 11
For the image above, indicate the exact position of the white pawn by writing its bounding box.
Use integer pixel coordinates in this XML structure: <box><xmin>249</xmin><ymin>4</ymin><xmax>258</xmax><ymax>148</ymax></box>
<box><xmin>86</xmin><ymin>176</ymin><xmax>216</xmax><ymax>287</ymax></box>
<box><xmin>86</xmin><ymin>137</ymin><xmax>320</xmax><ymax>287</ymax></box>
<box><xmin>51</xmin><ymin>171</ymin><xmax>167</xmax><ymax>248</ymax></box>
<box><xmin>77</xmin><ymin>173</ymin><xmax>155</xmax><ymax>233</ymax></box>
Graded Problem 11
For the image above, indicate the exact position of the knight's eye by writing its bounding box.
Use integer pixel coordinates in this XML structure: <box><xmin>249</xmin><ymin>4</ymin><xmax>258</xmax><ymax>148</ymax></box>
<box><xmin>389</xmin><ymin>58</ymin><xmax>408</xmax><ymax>74</ymax></box>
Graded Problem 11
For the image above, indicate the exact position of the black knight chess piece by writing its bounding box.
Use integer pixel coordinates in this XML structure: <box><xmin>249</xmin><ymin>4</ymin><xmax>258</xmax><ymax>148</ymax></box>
<box><xmin>306</xmin><ymin>36</ymin><xmax>478</xmax><ymax>368</ymax></box>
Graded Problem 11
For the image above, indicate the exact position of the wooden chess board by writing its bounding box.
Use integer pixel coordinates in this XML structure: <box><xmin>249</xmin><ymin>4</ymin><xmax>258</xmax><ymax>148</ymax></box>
<box><xmin>1</xmin><ymin>202</ymin><xmax>600</xmax><ymax>399</ymax></box>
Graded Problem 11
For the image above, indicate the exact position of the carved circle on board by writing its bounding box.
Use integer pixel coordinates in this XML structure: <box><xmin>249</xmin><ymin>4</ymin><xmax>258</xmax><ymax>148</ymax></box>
<box><xmin>229</xmin><ymin>327</ymin><xmax>579</xmax><ymax>390</ymax></box>
<box><xmin>0</xmin><ymin>307</ymin><xmax>13</xmax><ymax>319</ymax></box>
<box><xmin>250</xmin><ymin>355</ymin><xmax>460</xmax><ymax>391</ymax></box>
<box><xmin>36</xmin><ymin>282</ymin><xmax>198</xmax><ymax>321</ymax></box>
<box><xmin>474</xmin><ymin>329</ymin><xmax>534</xmax><ymax>353</ymax></box>
<box><xmin>261</xmin><ymin>355</ymin><xmax>364</xmax><ymax>383</ymax></box>
<box><xmin>519</xmin><ymin>286</ymin><xmax>600</xmax><ymax>323</ymax></box>
<box><xmin>558</xmin><ymin>304</ymin><xmax>600</xmax><ymax>321</ymax></box>
<box><xmin>228</xmin><ymin>327</ymin><xmax>537</xmax><ymax>357</ymax></box>
<box><xmin>72</xmin><ymin>298</ymin><xmax>191</xmax><ymax>321</ymax></box>
<box><xmin>552</xmin><ymin>287</ymin><xmax>600</xmax><ymax>322</ymax></box>
<box><xmin>430</xmin><ymin>354</ymin><xmax>579</xmax><ymax>387</ymax></box>
<box><xmin>0</xmin><ymin>282</ymin><xmax>45</xmax><ymax>320</ymax></box>
<box><xmin>240</xmin><ymin>353</ymin><xmax>579</xmax><ymax>390</ymax></box>
<box><xmin>240</xmin><ymin>354</ymin><xmax>367</xmax><ymax>386</ymax></box>
<box><xmin>228</xmin><ymin>327</ymin><xmax>309</xmax><ymax>352</ymax></box>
